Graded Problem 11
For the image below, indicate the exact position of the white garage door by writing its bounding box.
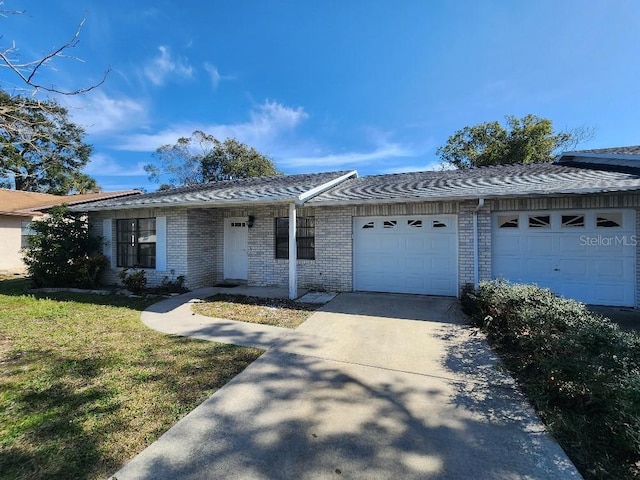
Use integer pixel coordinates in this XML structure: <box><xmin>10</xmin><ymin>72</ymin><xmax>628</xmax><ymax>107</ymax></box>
<box><xmin>353</xmin><ymin>215</ymin><xmax>457</xmax><ymax>295</ymax></box>
<box><xmin>492</xmin><ymin>210</ymin><xmax>636</xmax><ymax>306</ymax></box>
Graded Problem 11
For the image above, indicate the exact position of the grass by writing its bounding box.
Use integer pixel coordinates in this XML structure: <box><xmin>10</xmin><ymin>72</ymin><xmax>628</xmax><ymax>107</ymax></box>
<box><xmin>0</xmin><ymin>277</ymin><xmax>262</xmax><ymax>480</ymax></box>
<box><xmin>192</xmin><ymin>294</ymin><xmax>319</xmax><ymax>328</ymax></box>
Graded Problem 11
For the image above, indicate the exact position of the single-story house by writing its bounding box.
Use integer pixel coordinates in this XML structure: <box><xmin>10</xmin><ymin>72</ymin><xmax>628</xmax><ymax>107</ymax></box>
<box><xmin>73</xmin><ymin>146</ymin><xmax>640</xmax><ymax>307</ymax></box>
<box><xmin>0</xmin><ymin>189</ymin><xmax>139</xmax><ymax>272</ymax></box>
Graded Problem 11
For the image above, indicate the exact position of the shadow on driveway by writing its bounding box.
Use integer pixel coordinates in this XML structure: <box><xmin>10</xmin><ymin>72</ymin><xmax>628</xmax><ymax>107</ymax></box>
<box><xmin>113</xmin><ymin>291</ymin><xmax>580</xmax><ymax>480</ymax></box>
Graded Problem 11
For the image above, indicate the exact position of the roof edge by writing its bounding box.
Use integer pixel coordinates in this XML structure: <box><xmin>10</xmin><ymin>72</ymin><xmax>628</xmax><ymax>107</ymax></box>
<box><xmin>307</xmin><ymin>185</ymin><xmax>640</xmax><ymax>207</ymax></box>
<box><xmin>557</xmin><ymin>151</ymin><xmax>640</xmax><ymax>165</ymax></box>
<box><xmin>72</xmin><ymin>196</ymin><xmax>296</xmax><ymax>212</ymax></box>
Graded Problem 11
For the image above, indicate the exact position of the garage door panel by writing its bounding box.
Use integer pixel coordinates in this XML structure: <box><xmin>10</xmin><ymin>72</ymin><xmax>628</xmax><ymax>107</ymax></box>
<box><xmin>354</xmin><ymin>215</ymin><xmax>457</xmax><ymax>296</ymax></box>
<box><xmin>594</xmin><ymin>259</ymin><xmax>626</xmax><ymax>277</ymax></box>
<box><xmin>525</xmin><ymin>258</ymin><xmax>554</xmax><ymax>276</ymax></box>
<box><xmin>494</xmin><ymin>236</ymin><xmax>521</xmax><ymax>255</ymax></box>
<box><xmin>406</xmin><ymin>237</ymin><xmax>425</xmax><ymax>251</ymax></box>
<box><xmin>558</xmin><ymin>235</ymin><xmax>586</xmax><ymax>254</ymax></box>
<box><xmin>526</xmin><ymin>236</ymin><xmax>554</xmax><ymax>254</ymax></box>
<box><xmin>431</xmin><ymin>257</ymin><xmax>456</xmax><ymax>273</ymax></box>
<box><xmin>404</xmin><ymin>259</ymin><xmax>427</xmax><ymax>274</ymax></box>
<box><xmin>557</xmin><ymin>259</ymin><xmax>587</xmax><ymax>276</ymax></box>
<box><xmin>493</xmin><ymin>210</ymin><xmax>635</xmax><ymax>306</ymax></box>
<box><xmin>429</xmin><ymin>236</ymin><xmax>451</xmax><ymax>250</ymax></box>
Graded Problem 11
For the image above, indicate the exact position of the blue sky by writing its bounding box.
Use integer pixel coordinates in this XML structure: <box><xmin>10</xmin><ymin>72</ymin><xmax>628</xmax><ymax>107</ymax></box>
<box><xmin>2</xmin><ymin>0</ymin><xmax>639</xmax><ymax>191</ymax></box>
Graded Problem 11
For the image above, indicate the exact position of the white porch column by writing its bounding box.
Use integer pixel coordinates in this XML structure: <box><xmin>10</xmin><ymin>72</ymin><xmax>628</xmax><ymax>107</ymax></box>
<box><xmin>288</xmin><ymin>202</ymin><xmax>298</xmax><ymax>300</ymax></box>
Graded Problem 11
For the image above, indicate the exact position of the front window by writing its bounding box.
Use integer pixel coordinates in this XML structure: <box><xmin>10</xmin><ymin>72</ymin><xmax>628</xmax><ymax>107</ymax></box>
<box><xmin>275</xmin><ymin>216</ymin><xmax>315</xmax><ymax>260</ymax></box>
<box><xmin>116</xmin><ymin>218</ymin><xmax>156</xmax><ymax>268</ymax></box>
<box><xmin>21</xmin><ymin>220</ymin><xmax>34</xmax><ymax>248</ymax></box>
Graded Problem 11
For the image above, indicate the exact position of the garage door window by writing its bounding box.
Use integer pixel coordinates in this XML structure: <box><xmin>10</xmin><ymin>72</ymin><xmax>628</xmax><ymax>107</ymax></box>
<box><xmin>597</xmin><ymin>213</ymin><xmax>622</xmax><ymax>228</ymax></box>
<box><xmin>498</xmin><ymin>215</ymin><xmax>519</xmax><ymax>228</ymax></box>
<box><xmin>528</xmin><ymin>215</ymin><xmax>550</xmax><ymax>228</ymax></box>
<box><xmin>433</xmin><ymin>220</ymin><xmax>447</xmax><ymax>228</ymax></box>
<box><xmin>407</xmin><ymin>219</ymin><xmax>423</xmax><ymax>228</ymax></box>
<box><xmin>383</xmin><ymin>220</ymin><xmax>397</xmax><ymax>229</ymax></box>
<box><xmin>561</xmin><ymin>215</ymin><xmax>585</xmax><ymax>228</ymax></box>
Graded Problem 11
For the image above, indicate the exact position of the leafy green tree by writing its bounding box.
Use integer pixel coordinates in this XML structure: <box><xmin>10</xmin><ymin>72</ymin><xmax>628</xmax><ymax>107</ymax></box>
<box><xmin>145</xmin><ymin>130</ymin><xmax>280</xmax><ymax>187</ymax></box>
<box><xmin>22</xmin><ymin>205</ymin><xmax>107</xmax><ymax>288</ymax></box>
<box><xmin>0</xmin><ymin>91</ymin><xmax>99</xmax><ymax>193</ymax></box>
<box><xmin>437</xmin><ymin>114</ymin><xmax>594</xmax><ymax>169</ymax></box>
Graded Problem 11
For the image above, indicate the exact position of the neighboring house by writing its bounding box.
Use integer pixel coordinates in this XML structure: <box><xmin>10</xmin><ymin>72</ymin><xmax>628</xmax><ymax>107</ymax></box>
<box><xmin>0</xmin><ymin>189</ymin><xmax>140</xmax><ymax>272</ymax></box>
<box><xmin>73</xmin><ymin>146</ymin><xmax>640</xmax><ymax>307</ymax></box>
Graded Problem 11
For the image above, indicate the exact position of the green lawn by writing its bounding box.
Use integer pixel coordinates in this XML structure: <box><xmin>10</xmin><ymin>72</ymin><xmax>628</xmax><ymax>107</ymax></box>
<box><xmin>192</xmin><ymin>294</ymin><xmax>319</xmax><ymax>328</ymax></box>
<box><xmin>0</xmin><ymin>277</ymin><xmax>262</xmax><ymax>480</ymax></box>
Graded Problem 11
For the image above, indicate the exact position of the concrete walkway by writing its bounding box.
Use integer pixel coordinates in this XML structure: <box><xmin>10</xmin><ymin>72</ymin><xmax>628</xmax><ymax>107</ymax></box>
<box><xmin>112</xmin><ymin>290</ymin><xmax>581</xmax><ymax>480</ymax></box>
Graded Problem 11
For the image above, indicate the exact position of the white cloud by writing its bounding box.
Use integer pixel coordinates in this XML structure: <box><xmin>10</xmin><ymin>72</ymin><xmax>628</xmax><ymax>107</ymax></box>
<box><xmin>380</xmin><ymin>161</ymin><xmax>446</xmax><ymax>174</ymax></box>
<box><xmin>203</xmin><ymin>62</ymin><xmax>236</xmax><ymax>90</ymax></box>
<box><xmin>144</xmin><ymin>45</ymin><xmax>194</xmax><ymax>86</ymax></box>
<box><xmin>84</xmin><ymin>153</ymin><xmax>148</xmax><ymax>177</ymax></box>
<box><xmin>65</xmin><ymin>91</ymin><xmax>147</xmax><ymax>135</ymax></box>
<box><xmin>279</xmin><ymin>143</ymin><xmax>415</xmax><ymax>169</ymax></box>
<box><xmin>203</xmin><ymin>62</ymin><xmax>221</xmax><ymax>89</ymax></box>
<box><xmin>117</xmin><ymin>100</ymin><xmax>309</xmax><ymax>152</ymax></box>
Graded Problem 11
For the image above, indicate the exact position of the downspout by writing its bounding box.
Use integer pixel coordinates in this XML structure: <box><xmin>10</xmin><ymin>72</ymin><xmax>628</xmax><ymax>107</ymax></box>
<box><xmin>288</xmin><ymin>202</ymin><xmax>297</xmax><ymax>300</ymax></box>
<box><xmin>473</xmin><ymin>198</ymin><xmax>485</xmax><ymax>288</ymax></box>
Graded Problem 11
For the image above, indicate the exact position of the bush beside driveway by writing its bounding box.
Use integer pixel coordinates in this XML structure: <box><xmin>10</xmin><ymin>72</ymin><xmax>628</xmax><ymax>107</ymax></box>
<box><xmin>464</xmin><ymin>280</ymin><xmax>640</xmax><ymax>480</ymax></box>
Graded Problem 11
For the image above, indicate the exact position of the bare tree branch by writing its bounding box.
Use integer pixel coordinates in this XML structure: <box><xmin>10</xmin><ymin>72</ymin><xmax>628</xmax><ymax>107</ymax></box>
<box><xmin>0</xmin><ymin>4</ymin><xmax>110</xmax><ymax>96</ymax></box>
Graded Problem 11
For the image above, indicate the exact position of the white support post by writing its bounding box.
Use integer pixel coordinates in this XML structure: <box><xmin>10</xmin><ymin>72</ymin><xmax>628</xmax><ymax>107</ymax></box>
<box><xmin>288</xmin><ymin>202</ymin><xmax>297</xmax><ymax>300</ymax></box>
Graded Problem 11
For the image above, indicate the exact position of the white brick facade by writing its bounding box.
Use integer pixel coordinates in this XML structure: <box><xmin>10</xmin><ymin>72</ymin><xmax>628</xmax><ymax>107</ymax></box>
<box><xmin>88</xmin><ymin>191</ymin><xmax>640</xmax><ymax>306</ymax></box>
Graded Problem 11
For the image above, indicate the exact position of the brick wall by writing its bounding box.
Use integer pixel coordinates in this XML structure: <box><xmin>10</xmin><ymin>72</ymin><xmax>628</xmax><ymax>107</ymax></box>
<box><xmin>88</xmin><ymin>192</ymin><xmax>640</xmax><ymax>306</ymax></box>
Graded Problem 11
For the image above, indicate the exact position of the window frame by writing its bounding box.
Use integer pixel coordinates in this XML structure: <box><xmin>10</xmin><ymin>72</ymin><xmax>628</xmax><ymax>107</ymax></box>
<box><xmin>116</xmin><ymin>218</ymin><xmax>157</xmax><ymax>268</ymax></box>
<box><xmin>275</xmin><ymin>216</ymin><xmax>315</xmax><ymax>260</ymax></box>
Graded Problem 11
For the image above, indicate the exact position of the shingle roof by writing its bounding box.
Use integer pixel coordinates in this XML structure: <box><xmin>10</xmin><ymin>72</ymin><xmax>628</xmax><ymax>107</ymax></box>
<box><xmin>571</xmin><ymin>146</ymin><xmax>640</xmax><ymax>156</ymax></box>
<box><xmin>74</xmin><ymin>171</ymin><xmax>356</xmax><ymax>211</ymax></box>
<box><xmin>556</xmin><ymin>146</ymin><xmax>640</xmax><ymax>170</ymax></box>
<box><xmin>308</xmin><ymin>163</ymin><xmax>640</xmax><ymax>205</ymax></box>
<box><xmin>0</xmin><ymin>189</ymin><xmax>140</xmax><ymax>216</ymax></box>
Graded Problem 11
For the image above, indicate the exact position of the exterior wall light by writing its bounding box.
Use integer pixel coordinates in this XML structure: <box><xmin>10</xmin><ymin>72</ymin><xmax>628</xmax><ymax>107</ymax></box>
<box><xmin>247</xmin><ymin>215</ymin><xmax>255</xmax><ymax>228</ymax></box>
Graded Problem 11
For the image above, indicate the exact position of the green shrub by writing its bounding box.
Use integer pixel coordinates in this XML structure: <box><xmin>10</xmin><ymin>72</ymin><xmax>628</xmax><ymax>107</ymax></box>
<box><xmin>156</xmin><ymin>274</ymin><xmax>187</xmax><ymax>294</ymax></box>
<box><xmin>118</xmin><ymin>268</ymin><xmax>147</xmax><ymax>295</ymax></box>
<box><xmin>22</xmin><ymin>205</ymin><xmax>107</xmax><ymax>288</ymax></box>
<box><xmin>464</xmin><ymin>280</ymin><xmax>640</xmax><ymax>479</ymax></box>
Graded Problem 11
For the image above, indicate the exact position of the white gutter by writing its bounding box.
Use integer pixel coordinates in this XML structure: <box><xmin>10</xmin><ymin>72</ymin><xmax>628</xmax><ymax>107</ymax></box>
<box><xmin>295</xmin><ymin>170</ymin><xmax>358</xmax><ymax>205</ymax></box>
<box><xmin>473</xmin><ymin>198</ymin><xmax>485</xmax><ymax>288</ymax></box>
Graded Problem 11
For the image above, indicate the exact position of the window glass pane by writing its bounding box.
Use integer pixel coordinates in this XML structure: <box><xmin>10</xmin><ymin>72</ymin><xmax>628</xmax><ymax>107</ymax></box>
<box><xmin>274</xmin><ymin>216</ymin><xmax>314</xmax><ymax>259</ymax></box>
<box><xmin>275</xmin><ymin>218</ymin><xmax>289</xmax><ymax>238</ymax></box>
<box><xmin>116</xmin><ymin>218</ymin><xmax>157</xmax><ymax>268</ymax></box>
<box><xmin>432</xmin><ymin>220</ymin><xmax>447</xmax><ymax>228</ymax></box>
<box><xmin>138</xmin><ymin>218</ymin><xmax>155</xmax><ymax>232</ymax></box>
<box><xmin>561</xmin><ymin>215</ymin><xmax>585</xmax><ymax>227</ymax></box>
<box><xmin>498</xmin><ymin>215</ymin><xmax>518</xmax><ymax>228</ymax></box>
<box><xmin>407</xmin><ymin>220</ymin><xmax>422</xmax><ymax>228</ymax></box>
<box><xmin>596</xmin><ymin>213</ymin><xmax>622</xmax><ymax>228</ymax></box>
<box><xmin>117</xmin><ymin>243</ymin><xmax>136</xmax><ymax>268</ymax></box>
<box><xmin>528</xmin><ymin>215</ymin><xmax>550</xmax><ymax>228</ymax></box>
<box><xmin>275</xmin><ymin>238</ymin><xmax>289</xmax><ymax>259</ymax></box>
<box><xmin>138</xmin><ymin>243</ymin><xmax>156</xmax><ymax>268</ymax></box>
<box><xmin>362</xmin><ymin>221</ymin><xmax>374</xmax><ymax>229</ymax></box>
<box><xmin>383</xmin><ymin>220</ymin><xmax>397</xmax><ymax>228</ymax></box>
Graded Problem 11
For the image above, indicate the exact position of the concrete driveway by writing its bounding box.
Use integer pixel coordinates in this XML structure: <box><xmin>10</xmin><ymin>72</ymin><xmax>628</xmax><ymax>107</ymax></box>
<box><xmin>112</xmin><ymin>291</ymin><xmax>580</xmax><ymax>480</ymax></box>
